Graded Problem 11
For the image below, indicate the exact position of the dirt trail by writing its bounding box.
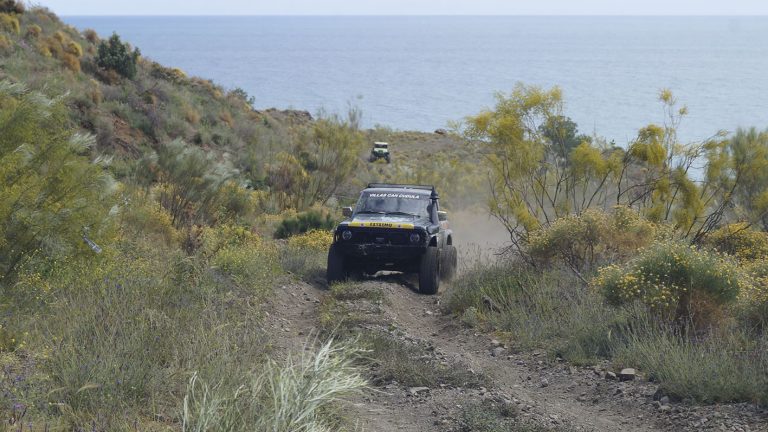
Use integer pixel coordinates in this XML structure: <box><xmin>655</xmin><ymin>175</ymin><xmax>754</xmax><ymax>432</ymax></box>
<box><xmin>266</xmin><ymin>276</ymin><xmax>767</xmax><ymax>432</ymax></box>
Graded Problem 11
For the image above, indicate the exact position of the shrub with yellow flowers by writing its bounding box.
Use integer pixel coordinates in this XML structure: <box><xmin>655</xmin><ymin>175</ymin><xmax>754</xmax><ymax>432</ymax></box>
<box><xmin>736</xmin><ymin>258</ymin><xmax>768</xmax><ymax>330</ymax></box>
<box><xmin>528</xmin><ymin>206</ymin><xmax>662</xmax><ymax>272</ymax></box>
<box><xmin>286</xmin><ymin>229</ymin><xmax>333</xmax><ymax>252</ymax></box>
<box><xmin>703</xmin><ymin>223</ymin><xmax>768</xmax><ymax>263</ymax></box>
<box><xmin>593</xmin><ymin>242</ymin><xmax>746</xmax><ymax>322</ymax></box>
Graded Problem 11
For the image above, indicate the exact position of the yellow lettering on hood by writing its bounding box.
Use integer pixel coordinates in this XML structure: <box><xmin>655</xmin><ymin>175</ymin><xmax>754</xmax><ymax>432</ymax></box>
<box><xmin>348</xmin><ymin>221</ymin><xmax>415</xmax><ymax>229</ymax></box>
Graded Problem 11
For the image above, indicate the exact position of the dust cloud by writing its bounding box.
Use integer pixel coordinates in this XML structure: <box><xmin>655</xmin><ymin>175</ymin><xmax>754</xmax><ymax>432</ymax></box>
<box><xmin>446</xmin><ymin>207</ymin><xmax>510</xmax><ymax>270</ymax></box>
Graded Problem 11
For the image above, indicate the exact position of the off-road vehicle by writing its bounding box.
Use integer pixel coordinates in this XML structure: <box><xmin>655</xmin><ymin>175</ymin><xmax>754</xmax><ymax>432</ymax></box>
<box><xmin>368</xmin><ymin>142</ymin><xmax>391</xmax><ymax>163</ymax></box>
<box><xmin>326</xmin><ymin>183</ymin><xmax>457</xmax><ymax>294</ymax></box>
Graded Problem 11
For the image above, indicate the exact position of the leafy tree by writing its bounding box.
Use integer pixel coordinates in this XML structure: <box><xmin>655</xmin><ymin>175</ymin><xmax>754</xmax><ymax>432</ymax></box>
<box><xmin>539</xmin><ymin>115</ymin><xmax>591</xmax><ymax>159</ymax></box>
<box><xmin>0</xmin><ymin>81</ymin><xmax>116</xmax><ymax>278</ymax></box>
<box><xmin>96</xmin><ymin>33</ymin><xmax>140</xmax><ymax>79</ymax></box>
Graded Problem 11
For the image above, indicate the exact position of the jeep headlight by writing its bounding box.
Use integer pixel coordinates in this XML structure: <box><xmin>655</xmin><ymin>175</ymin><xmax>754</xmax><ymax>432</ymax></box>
<box><xmin>342</xmin><ymin>230</ymin><xmax>353</xmax><ymax>240</ymax></box>
<box><xmin>409</xmin><ymin>233</ymin><xmax>421</xmax><ymax>244</ymax></box>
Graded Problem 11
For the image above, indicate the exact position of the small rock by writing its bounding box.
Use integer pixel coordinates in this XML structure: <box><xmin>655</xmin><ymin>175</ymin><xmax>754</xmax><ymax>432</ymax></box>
<box><xmin>658</xmin><ymin>405</ymin><xmax>671</xmax><ymax>413</ymax></box>
<box><xmin>605</xmin><ymin>371</ymin><xmax>618</xmax><ymax>381</ymax></box>
<box><xmin>491</xmin><ymin>347</ymin><xmax>506</xmax><ymax>357</ymax></box>
<box><xmin>660</xmin><ymin>396</ymin><xmax>670</xmax><ymax>406</ymax></box>
<box><xmin>491</xmin><ymin>339</ymin><xmax>502</xmax><ymax>347</ymax></box>
<box><xmin>540</xmin><ymin>378</ymin><xmax>549</xmax><ymax>388</ymax></box>
<box><xmin>619</xmin><ymin>368</ymin><xmax>636</xmax><ymax>381</ymax></box>
<box><xmin>409</xmin><ymin>386</ymin><xmax>430</xmax><ymax>396</ymax></box>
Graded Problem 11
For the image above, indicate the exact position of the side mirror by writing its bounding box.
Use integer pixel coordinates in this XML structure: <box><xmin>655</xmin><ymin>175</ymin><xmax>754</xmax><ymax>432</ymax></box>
<box><xmin>342</xmin><ymin>207</ymin><xmax>353</xmax><ymax>218</ymax></box>
<box><xmin>438</xmin><ymin>211</ymin><xmax>448</xmax><ymax>222</ymax></box>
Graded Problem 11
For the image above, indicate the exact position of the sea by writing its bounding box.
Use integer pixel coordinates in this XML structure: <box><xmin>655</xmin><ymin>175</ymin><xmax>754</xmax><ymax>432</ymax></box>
<box><xmin>63</xmin><ymin>16</ymin><xmax>768</xmax><ymax>144</ymax></box>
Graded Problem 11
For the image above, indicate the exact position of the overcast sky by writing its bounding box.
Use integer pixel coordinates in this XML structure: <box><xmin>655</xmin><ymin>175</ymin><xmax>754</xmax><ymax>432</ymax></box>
<box><xmin>42</xmin><ymin>0</ymin><xmax>768</xmax><ymax>16</ymax></box>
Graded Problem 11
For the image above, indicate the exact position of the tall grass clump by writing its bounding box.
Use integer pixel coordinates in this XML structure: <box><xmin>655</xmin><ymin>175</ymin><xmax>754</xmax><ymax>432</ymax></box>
<box><xmin>280</xmin><ymin>229</ymin><xmax>332</xmax><ymax>280</ymax></box>
<box><xmin>614</xmin><ymin>322</ymin><xmax>768</xmax><ymax>404</ymax></box>
<box><xmin>443</xmin><ymin>262</ymin><xmax>635</xmax><ymax>364</ymax></box>
<box><xmin>181</xmin><ymin>338</ymin><xmax>366</xmax><ymax>432</ymax></box>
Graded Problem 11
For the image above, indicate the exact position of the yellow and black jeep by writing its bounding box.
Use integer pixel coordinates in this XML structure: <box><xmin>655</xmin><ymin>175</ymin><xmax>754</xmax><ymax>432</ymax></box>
<box><xmin>326</xmin><ymin>183</ymin><xmax>457</xmax><ymax>294</ymax></box>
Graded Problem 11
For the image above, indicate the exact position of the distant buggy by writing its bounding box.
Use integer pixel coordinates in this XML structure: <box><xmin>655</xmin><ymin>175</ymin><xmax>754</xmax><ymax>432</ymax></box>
<box><xmin>368</xmin><ymin>142</ymin><xmax>391</xmax><ymax>163</ymax></box>
<box><xmin>326</xmin><ymin>183</ymin><xmax>457</xmax><ymax>294</ymax></box>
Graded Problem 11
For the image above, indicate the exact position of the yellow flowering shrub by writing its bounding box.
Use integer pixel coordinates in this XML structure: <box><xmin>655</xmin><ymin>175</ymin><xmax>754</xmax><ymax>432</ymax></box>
<box><xmin>528</xmin><ymin>206</ymin><xmax>661</xmax><ymax>272</ymax></box>
<box><xmin>212</xmin><ymin>241</ymin><xmax>279</xmax><ymax>289</ymax></box>
<box><xmin>286</xmin><ymin>229</ymin><xmax>333</xmax><ymax>252</ymax></box>
<box><xmin>0</xmin><ymin>13</ymin><xmax>19</xmax><ymax>34</ymax></box>
<box><xmin>0</xmin><ymin>33</ymin><xmax>10</xmax><ymax>52</ymax></box>
<box><xmin>593</xmin><ymin>242</ymin><xmax>745</xmax><ymax>321</ymax></box>
<box><xmin>703</xmin><ymin>223</ymin><xmax>768</xmax><ymax>263</ymax></box>
<box><xmin>121</xmin><ymin>197</ymin><xmax>181</xmax><ymax>247</ymax></box>
<box><xmin>200</xmin><ymin>223</ymin><xmax>259</xmax><ymax>256</ymax></box>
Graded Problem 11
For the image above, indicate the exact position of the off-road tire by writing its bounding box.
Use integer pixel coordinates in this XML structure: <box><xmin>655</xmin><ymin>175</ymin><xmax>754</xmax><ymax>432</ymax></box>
<box><xmin>385</xmin><ymin>155</ymin><xmax>391</xmax><ymax>164</ymax></box>
<box><xmin>326</xmin><ymin>244</ymin><xmax>347</xmax><ymax>284</ymax></box>
<box><xmin>440</xmin><ymin>245</ymin><xmax>457</xmax><ymax>281</ymax></box>
<box><xmin>418</xmin><ymin>247</ymin><xmax>440</xmax><ymax>295</ymax></box>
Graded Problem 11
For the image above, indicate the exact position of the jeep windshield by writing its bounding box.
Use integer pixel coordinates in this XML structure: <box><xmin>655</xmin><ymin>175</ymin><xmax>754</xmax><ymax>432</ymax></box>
<box><xmin>374</xmin><ymin>144</ymin><xmax>388</xmax><ymax>149</ymax></box>
<box><xmin>354</xmin><ymin>191</ymin><xmax>430</xmax><ymax>219</ymax></box>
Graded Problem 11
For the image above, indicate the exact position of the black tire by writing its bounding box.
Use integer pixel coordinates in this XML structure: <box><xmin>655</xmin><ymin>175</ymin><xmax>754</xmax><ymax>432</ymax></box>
<box><xmin>326</xmin><ymin>244</ymin><xmax>347</xmax><ymax>284</ymax></box>
<box><xmin>440</xmin><ymin>245</ymin><xmax>457</xmax><ymax>281</ymax></box>
<box><xmin>385</xmin><ymin>155</ymin><xmax>391</xmax><ymax>163</ymax></box>
<box><xmin>418</xmin><ymin>247</ymin><xmax>440</xmax><ymax>295</ymax></box>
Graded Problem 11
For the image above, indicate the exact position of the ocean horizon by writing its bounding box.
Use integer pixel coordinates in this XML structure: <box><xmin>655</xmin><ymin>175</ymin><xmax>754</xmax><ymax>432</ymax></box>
<box><xmin>63</xmin><ymin>15</ymin><xmax>768</xmax><ymax>143</ymax></box>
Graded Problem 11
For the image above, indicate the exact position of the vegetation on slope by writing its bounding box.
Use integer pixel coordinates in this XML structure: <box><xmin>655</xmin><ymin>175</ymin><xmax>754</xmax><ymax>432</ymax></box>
<box><xmin>0</xmin><ymin>3</ymin><xmax>367</xmax><ymax>429</ymax></box>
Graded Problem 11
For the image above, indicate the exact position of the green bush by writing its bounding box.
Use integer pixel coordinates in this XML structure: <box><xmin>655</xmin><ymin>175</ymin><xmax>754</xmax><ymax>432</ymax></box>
<box><xmin>96</xmin><ymin>33</ymin><xmax>140</xmax><ymax>79</ymax></box>
<box><xmin>593</xmin><ymin>242</ymin><xmax>745</xmax><ymax>324</ymax></box>
<box><xmin>274</xmin><ymin>209</ymin><xmax>336</xmax><ymax>239</ymax></box>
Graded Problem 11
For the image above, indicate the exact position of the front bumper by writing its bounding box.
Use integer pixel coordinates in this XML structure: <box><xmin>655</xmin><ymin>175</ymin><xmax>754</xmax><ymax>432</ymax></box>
<box><xmin>336</xmin><ymin>242</ymin><xmax>426</xmax><ymax>260</ymax></box>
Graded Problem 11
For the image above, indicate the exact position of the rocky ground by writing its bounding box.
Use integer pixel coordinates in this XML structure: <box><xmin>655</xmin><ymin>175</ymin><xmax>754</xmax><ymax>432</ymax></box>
<box><xmin>264</xmin><ymin>274</ymin><xmax>768</xmax><ymax>432</ymax></box>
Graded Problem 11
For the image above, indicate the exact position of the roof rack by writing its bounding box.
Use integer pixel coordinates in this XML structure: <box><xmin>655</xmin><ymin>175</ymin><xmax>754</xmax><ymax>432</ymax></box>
<box><xmin>366</xmin><ymin>183</ymin><xmax>434</xmax><ymax>191</ymax></box>
<box><xmin>366</xmin><ymin>183</ymin><xmax>439</xmax><ymax>200</ymax></box>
